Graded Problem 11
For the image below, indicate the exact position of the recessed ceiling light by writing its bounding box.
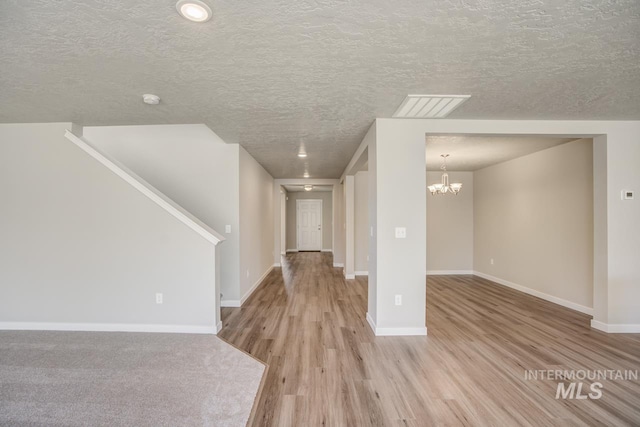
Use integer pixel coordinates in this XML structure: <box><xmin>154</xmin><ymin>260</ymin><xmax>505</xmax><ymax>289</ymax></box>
<box><xmin>393</xmin><ymin>95</ymin><xmax>470</xmax><ymax>118</ymax></box>
<box><xmin>303</xmin><ymin>172</ymin><xmax>310</xmax><ymax>178</ymax></box>
<box><xmin>176</xmin><ymin>0</ymin><xmax>212</xmax><ymax>22</ymax></box>
<box><xmin>298</xmin><ymin>152</ymin><xmax>307</xmax><ymax>158</ymax></box>
<box><xmin>304</xmin><ymin>185</ymin><xmax>313</xmax><ymax>191</ymax></box>
<box><xmin>142</xmin><ymin>94</ymin><xmax>160</xmax><ymax>105</ymax></box>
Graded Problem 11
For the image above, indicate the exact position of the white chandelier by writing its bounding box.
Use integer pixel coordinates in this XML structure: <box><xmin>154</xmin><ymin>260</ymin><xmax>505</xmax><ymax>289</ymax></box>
<box><xmin>428</xmin><ymin>154</ymin><xmax>462</xmax><ymax>195</ymax></box>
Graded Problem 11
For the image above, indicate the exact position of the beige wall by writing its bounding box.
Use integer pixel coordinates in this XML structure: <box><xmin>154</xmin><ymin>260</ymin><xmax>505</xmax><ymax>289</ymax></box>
<box><xmin>0</xmin><ymin>123</ymin><xmax>218</xmax><ymax>331</ymax></box>
<box><xmin>474</xmin><ymin>139</ymin><xmax>594</xmax><ymax>311</ymax></box>
<box><xmin>426</xmin><ymin>171</ymin><xmax>474</xmax><ymax>273</ymax></box>
<box><xmin>286</xmin><ymin>191</ymin><xmax>333</xmax><ymax>251</ymax></box>
<box><xmin>85</xmin><ymin>125</ymin><xmax>242</xmax><ymax>301</ymax></box>
<box><xmin>239</xmin><ymin>146</ymin><xmax>274</xmax><ymax>300</ymax></box>
<box><xmin>355</xmin><ymin>171</ymin><xmax>369</xmax><ymax>272</ymax></box>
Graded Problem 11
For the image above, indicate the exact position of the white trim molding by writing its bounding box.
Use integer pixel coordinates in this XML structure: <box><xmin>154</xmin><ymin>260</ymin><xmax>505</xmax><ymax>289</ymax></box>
<box><xmin>221</xmin><ymin>265</ymin><xmax>274</xmax><ymax>308</ymax></box>
<box><xmin>333</xmin><ymin>263</ymin><xmax>344</xmax><ymax>268</ymax></box>
<box><xmin>220</xmin><ymin>300</ymin><xmax>241</xmax><ymax>308</ymax></box>
<box><xmin>366</xmin><ymin>313</ymin><xmax>427</xmax><ymax>336</ymax></box>
<box><xmin>427</xmin><ymin>270</ymin><xmax>473</xmax><ymax>275</ymax></box>
<box><xmin>242</xmin><ymin>265</ymin><xmax>274</xmax><ymax>305</ymax></box>
<box><xmin>344</xmin><ymin>273</ymin><xmax>356</xmax><ymax>279</ymax></box>
<box><xmin>473</xmin><ymin>271</ymin><xmax>594</xmax><ymax>316</ymax></box>
<box><xmin>64</xmin><ymin>130</ymin><xmax>225</xmax><ymax>246</ymax></box>
<box><xmin>321</xmin><ymin>249</ymin><xmax>333</xmax><ymax>252</ymax></box>
<box><xmin>0</xmin><ymin>322</ymin><xmax>218</xmax><ymax>334</ymax></box>
<box><xmin>273</xmin><ymin>263</ymin><xmax>281</xmax><ymax>268</ymax></box>
<box><xmin>591</xmin><ymin>320</ymin><xmax>640</xmax><ymax>333</ymax></box>
<box><xmin>355</xmin><ymin>271</ymin><xmax>369</xmax><ymax>276</ymax></box>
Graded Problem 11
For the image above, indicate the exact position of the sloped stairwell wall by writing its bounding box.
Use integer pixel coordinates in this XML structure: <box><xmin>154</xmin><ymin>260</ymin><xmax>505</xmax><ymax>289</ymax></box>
<box><xmin>0</xmin><ymin>123</ymin><xmax>223</xmax><ymax>333</ymax></box>
<box><xmin>85</xmin><ymin>124</ymin><xmax>275</xmax><ymax>306</ymax></box>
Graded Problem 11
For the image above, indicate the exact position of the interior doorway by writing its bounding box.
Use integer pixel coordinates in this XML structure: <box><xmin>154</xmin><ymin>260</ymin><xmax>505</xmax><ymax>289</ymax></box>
<box><xmin>297</xmin><ymin>199</ymin><xmax>323</xmax><ymax>250</ymax></box>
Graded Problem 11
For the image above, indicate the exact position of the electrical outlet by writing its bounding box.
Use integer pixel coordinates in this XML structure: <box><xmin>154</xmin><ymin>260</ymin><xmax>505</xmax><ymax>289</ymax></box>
<box><xmin>395</xmin><ymin>227</ymin><xmax>407</xmax><ymax>239</ymax></box>
<box><xmin>225</xmin><ymin>225</ymin><xmax>232</xmax><ymax>234</ymax></box>
<box><xmin>395</xmin><ymin>295</ymin><xmax>402</xmax><ymax>306</ymax></box>
<box><xmin>490</xmin><ymin>258</ymin><xmax>494</xmax><ymax>265</ymax></box>
<box><xmin>156</xmin><ymin>293</ymin><xmax>163</xmax><ymax>304</ymax></box>
<box><xmin>370</xmin><ymin>226</ymin><xmax>373</xmax><ymax>237</ymax></box>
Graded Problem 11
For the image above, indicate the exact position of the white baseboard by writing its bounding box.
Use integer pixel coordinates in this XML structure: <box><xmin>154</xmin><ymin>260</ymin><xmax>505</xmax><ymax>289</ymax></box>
<box><xmin>280</xmin><ymin>252</ymin><xmax>285</xmax><ymax>255</ymax></box>
<box><xmin>221</xmin><ymin>265</ymin><xmax>274</xmax><ymax>308</ymax></box>
<box><xmin>0</xmin><ymin>322</ymin><xmax>218</xmax><ymax>335</ymax></box>
<box><xmin>216</xmin><ymin>321</ymin><xmax>223</xmax><ymax>333</ymax></box>
<box><xmin>286</xmin><ymin>249</ymin><xmax>298</xmax><ymax>253</ymax></box>
<box><xmin>366</xmin><ymin>312</ymin><xmax>376</xmax><ymax>334</ymax></box>
<box><xmin>355</xmin><ymin>271</ymin><xmax>369</xmax><ymax>276</ymax></box>
<box><xmin>273</xmin><ymin>263</ymin><xmax>281</xmax><ymax>267</ymax></box>
<box><xmin>241</xmin><ymin>265</ymin><xmax>274</xmax><ymax>305</ymax></box>
<box><xmin>591</xmin><ymin>320</ymin><xmax>640</xmax><ymax>333</ymax></box>
<box><xmin>365</xmin><ymin>313</ymin><xmax>427</xmax><ymax>336</ymax></box>
<box><xmin>427</xmin><ymin>270</ymin><xmax>473</xmax><ymax>275</ymax></box>
<box><xmin>221</xmin><ymin>300</ymin><xmax>241</xmax><ymax>308</ymax></box>
<box><xmin>333</xmin><ymin>263</ymin><xmax>344</xmax><ymax>268</ymax></box>
<box><xmin>473</xmin><ymin>271</ymin><xmax>594</xmax><ymax>316</ymax></box>
<box><xmin>321</xmin><ymin>249</ymin><xmax>333</xmax><ymax>252</ymax></box>
<box><xmin>344</xmin><ymin>273</ymin><xmax>356</xmax><ymax>279</ymax></box>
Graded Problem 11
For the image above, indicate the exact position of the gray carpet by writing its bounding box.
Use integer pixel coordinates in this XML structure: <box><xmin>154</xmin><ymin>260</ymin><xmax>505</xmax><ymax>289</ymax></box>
<box><xmin>0</xmin><ymin>331</ymin><xmax>265</xmax><ymax>426</ymax></box>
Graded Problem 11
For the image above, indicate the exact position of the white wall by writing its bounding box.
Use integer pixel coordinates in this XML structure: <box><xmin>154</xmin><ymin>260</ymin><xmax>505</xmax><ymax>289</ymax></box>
<box><xmin>474</xmin><ymin>139</ymin><xmax>594</xmax><ymax>312</ymax></box>
<box><xmin>239</xmin><ymin>147</ymin><xmax>274</xmax><ymax>302</ymax></box>
<box><xmin>85</xmin><ymin>125</ymin><xmax>242</xmax><ymax>301</ymax></box>
<box><xmin>0</xmin><ymin>123</ymin><xmax>219</xmax><ymax>332</ymax></box>
<box><xmin>286</xmin><ymin>191</ymin><xmax>333</xmax><ymax>250</ymax></box>
<box><xmin>426</xmin><ymin>171</ymin><xmax>473</xmax><ymax>273</ymax></box>
<box><xmin>280</xmin><ymin>187</ymin><xmax>287</xmax><ymax>256</ymax></box>
<box><xmin>372</xmin><ymin>120</ymin><xmax>427</xmax><ymax>334</ymax></box>
<box><xmin>354</xmin><ymin>171</ymin><xmax>369</xmax><ymax>273</ymax></box>
<box><xmin>333</xmin><ymin>182</ymin><xmax>345</xmax><ymax>266</ymax></box>
<box><xmin>365</xmin><ymin>118</ymin><xmax>640</xmax><ymax>332</ymax></box>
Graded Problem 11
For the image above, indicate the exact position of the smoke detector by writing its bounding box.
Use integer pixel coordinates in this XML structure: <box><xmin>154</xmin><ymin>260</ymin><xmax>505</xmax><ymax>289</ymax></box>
<box><xmin>142</xmin><ymin>94</ymin><xmax>160</xmax><ymax>105</ymax></box>
<box><xmin>393</xmin><ymin>95</ymin><xmax>470</xmax><ymax>118</ymax></box>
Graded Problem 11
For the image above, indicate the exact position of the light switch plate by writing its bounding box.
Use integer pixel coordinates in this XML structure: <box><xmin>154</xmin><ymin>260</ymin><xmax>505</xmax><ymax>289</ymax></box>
<box><xmin>225</xmin><ymin>225</ymin><xmax>232</xmax><ymax>233</ymax></box>
<box><xmin>395</xmin><ymin>227</ymin><xmax>407</xmax><ymax>238</ymax></box>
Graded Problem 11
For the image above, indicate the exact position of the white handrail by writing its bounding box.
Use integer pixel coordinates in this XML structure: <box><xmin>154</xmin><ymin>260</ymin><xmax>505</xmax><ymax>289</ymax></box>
<box><xmin>64</xmin><ymin>130</ymin><xmax>225</xmax><ymax>246</ymax></box>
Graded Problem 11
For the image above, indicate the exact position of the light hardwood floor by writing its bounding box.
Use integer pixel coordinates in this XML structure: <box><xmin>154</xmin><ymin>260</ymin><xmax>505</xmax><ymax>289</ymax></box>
<box><xmin>219</xmin><ymin>252</ymin><xmax>640</xmax><ymax>426</ymax></box>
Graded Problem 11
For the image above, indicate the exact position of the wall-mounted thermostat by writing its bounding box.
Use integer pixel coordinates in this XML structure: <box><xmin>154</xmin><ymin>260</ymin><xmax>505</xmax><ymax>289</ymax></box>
<box><xmin>622</xmin><ymin>190</ymin><xmax>634</xmax><ymax>200</ymax></box>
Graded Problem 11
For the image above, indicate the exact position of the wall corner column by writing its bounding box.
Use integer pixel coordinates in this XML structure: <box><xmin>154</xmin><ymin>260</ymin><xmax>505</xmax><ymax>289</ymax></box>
<box><xmin>344</xmin><ymin>175</ymin><xmax>355</xmax><ymax>279</ymax></box>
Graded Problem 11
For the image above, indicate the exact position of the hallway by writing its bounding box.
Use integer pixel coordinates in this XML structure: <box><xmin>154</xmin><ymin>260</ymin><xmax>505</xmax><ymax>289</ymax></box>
<box><xmin>219</xmin><ymin>252</ymin><xmax>640</xmax><ymax>426</ymax></box>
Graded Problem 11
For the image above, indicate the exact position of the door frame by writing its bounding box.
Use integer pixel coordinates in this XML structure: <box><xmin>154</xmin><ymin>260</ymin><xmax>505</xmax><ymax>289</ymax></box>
<box><xmin>296</xmin><ymin>198</ymin><xmax>323</xmax><ymax>250</ymax></box>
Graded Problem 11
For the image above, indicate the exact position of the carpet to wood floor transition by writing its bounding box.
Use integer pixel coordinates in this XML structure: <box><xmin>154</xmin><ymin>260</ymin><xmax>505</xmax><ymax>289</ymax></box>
<box><xmin>0</xmin><ymin>331</ymin><xmax>265</xmax><ymax>426</ymax></box>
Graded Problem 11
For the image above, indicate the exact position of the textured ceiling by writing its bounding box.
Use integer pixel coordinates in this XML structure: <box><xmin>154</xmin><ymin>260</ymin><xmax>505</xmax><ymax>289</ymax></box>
<box><xmin>426</xmin><ymin>135</ymin><xmax>580</xmax><ymax>171</ymax></box>
<box><xmin>283</xmin><ymin>184</ymin><xmax>333</xmax><ymax>192</ymax></box>
<box><xmin>1</xmin><ymin>1</ymin><xmax>639</xmax><ymax>178</ymax></box>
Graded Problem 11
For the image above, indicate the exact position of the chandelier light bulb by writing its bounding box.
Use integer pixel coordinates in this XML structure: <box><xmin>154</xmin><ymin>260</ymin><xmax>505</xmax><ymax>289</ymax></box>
<box><xmin>428</xmin><ymin>154</ymin><xmax>462</xmax><ymax>195</ymax></box>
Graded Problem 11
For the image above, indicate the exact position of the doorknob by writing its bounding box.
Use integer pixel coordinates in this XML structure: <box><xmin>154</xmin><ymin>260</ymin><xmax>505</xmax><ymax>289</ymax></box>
<box><xmin>318</xmin><ymin>225</ymin><xmax>321</xmax><ymax>230</ymax></box>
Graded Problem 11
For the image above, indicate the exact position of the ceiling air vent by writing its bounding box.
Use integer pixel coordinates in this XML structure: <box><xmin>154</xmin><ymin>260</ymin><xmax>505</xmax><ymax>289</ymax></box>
<box><xmin>392</xmin><ymin>95</ymin><xmax>470</xmax><ymax>118</ymax></box>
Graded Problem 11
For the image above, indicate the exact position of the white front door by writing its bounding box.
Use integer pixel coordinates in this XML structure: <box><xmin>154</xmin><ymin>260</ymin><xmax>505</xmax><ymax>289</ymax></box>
<box><xmin>297</xmin><ymin>199</ymin><xmax>323</xmax><ymax>250</ymax></box>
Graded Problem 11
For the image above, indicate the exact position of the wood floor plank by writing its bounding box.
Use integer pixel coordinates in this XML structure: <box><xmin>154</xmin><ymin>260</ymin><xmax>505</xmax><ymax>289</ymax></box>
<box><xmin>219</xmin><ymin>253</ymin><xmax>640</xmax><ymax>426</ymax></box>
